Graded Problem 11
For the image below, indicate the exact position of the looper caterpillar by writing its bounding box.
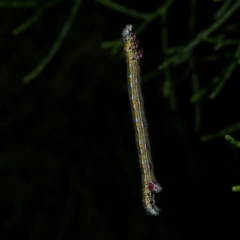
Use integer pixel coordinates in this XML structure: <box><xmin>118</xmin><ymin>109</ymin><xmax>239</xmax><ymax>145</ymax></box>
<box><xmin>122</xmin><ymin>25</ymin><xmax>162</xmax><ymax>215</ymax></box>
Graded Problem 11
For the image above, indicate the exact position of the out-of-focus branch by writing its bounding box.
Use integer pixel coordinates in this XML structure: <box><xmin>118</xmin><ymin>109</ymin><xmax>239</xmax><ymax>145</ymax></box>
<box><xmin>23</xmin><ymin>0</ymin><xmax>82</xmax><ymax>84</ymax></box>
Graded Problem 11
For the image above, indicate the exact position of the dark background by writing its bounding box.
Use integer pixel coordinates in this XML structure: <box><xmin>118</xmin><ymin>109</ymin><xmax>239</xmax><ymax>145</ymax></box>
<box><xmin>1</xmin><ymin>0</ymin><xmax>240</xmax><ymax>239</ymax></box>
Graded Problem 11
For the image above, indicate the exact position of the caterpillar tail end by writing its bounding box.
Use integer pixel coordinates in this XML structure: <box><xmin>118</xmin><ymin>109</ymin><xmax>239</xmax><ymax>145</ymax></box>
<box><xmin>146</xmin><ymin>205</ymin><xmax>161</xmax><ymax>216</ymax></box>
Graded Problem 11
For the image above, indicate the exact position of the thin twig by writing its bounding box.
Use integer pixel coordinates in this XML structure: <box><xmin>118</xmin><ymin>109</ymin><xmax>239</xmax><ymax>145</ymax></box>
<box><xmin>23</xmin><ymin>0</ymin><xmax>82</xmax><ymax>83</ymax></box>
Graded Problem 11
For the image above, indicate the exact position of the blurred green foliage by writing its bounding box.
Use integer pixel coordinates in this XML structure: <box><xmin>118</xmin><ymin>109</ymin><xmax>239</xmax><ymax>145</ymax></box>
<box><xmin>1</xmin><ymin>0</ymin><xmax>240</xmax><ymax>239</ymax></box>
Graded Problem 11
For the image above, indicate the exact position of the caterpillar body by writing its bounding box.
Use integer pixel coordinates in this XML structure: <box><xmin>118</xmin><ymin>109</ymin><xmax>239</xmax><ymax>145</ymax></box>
<box><xmin>122</xmin><ymin>25</ymin><xmax>162</xmax><ymax>216</ymax></box>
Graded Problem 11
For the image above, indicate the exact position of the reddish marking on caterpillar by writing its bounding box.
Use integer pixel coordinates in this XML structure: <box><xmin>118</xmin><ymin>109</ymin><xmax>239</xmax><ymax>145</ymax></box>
<box><xmin>130</xmin><ymin>32</ymin><xmax>136</xmax><ymax>41</ymax></box>
<box><xmin>135</xmin><ymin>49</ymin><xmax>143</xmax><ymax>60</ymax></box>
<box><xmin>148</xmin><ymin>182</ymin><xmax>162</xmax><ymax>193</ymax></box>
<box><xmin>131</xmin><ymin>40</ymin><xmax>139</xmax><ymax>50</ymax></box>
<box><xmin>148</xmin><ymin>182</ymin><xmax>155</xmax><ymax>191</ymax></box>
